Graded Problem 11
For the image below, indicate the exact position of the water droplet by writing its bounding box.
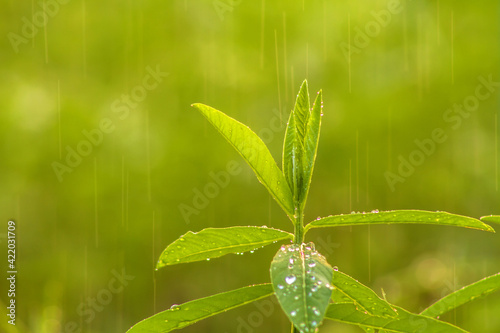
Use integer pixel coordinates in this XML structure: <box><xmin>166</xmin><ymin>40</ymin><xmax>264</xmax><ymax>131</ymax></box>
<box><xmin>311</xmin><ymin>285</ymin><xmax>318</xmax><ymax>292</ymax></box>
<box><xmin>206</xmin><ymin>258</ymin><xmax>210</xmax><ymax>261</ymax></box>
<box><xmin>308</xmin><ymin>262</ymin><xmax>316</xmax><ymax>268</ymax></box>
<box><xmin>277</xmin><ymin>284</ymin><xmax>284</xmax><ymax>289</ymax></box>
<box><xmin>290</xmin><ymin>310</ymin><xmax>297</xmax><ymax>317</ymax></box>
<box><xmin>333</xmin><ymin>266</ymin><xmax>339</xmax><ymax>271</ymax></box>
<box><xmin>286</xmin><ymin>275</ymin><xmax>296</xmax><ymax>284</ymax></box>
<box><xmin>371</xmin><ymin>209</ymin><xmax>379</xmax><ymax>213</ymax></box>
<box><xmin>311</xmin><ymin>321</ymin><xmax>318</xmax><ymax>327</ymax></box>
<box><xmin>312</xmin><ymin>307</ymin><xmax>320</xmax><ymax>316</ymax></box>
<box><xmin>170</xmin><ymin>304</ymin><xmax>180</xmax><ymax>310</ymax></box>
<box><xmin>250</xmin><ymin>250</ymin><xmax>255</xmax><ymax>254</ymax></box>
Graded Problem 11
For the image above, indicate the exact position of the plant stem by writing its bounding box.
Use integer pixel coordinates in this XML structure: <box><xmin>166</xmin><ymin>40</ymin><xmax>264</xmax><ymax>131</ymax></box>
<box><xmin>294</xmin><ymin>208</ymin><xmax>304</xmax><ymax>244</ymax></box>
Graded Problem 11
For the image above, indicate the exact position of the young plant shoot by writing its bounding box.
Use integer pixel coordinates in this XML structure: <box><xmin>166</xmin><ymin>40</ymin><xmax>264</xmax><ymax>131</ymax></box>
<box><xmin>128</xmin><ymin>81</ymin><xmax>498</xmax><ymax>333</ymax></box>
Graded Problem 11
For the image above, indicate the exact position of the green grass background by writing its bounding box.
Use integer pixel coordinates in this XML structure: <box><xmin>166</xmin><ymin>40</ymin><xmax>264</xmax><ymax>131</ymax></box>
<box><xmin>1</xmin><ymin>0</ymin><xmax>499</xmax><ymax>332</ymax></box>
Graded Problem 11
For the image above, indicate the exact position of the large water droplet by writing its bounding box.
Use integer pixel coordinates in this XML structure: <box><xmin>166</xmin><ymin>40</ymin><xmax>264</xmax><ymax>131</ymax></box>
<box><xmin>286</xmin><ymin>275</ymin><xmax>296</xmax><ymax>284</ymax></box>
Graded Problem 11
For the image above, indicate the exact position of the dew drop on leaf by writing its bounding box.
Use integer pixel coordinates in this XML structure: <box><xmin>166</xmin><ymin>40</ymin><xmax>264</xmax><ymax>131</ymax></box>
<box><xmin>286</xmin><ymin>275</ymin><xmax>297</xmax><ymax>284</ymax></box>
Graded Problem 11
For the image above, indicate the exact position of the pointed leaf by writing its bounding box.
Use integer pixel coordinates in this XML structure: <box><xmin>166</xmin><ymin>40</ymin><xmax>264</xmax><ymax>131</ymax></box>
<box><xmin>126</xmin><ymin>284</ymin><xmax>274</xmax><ymax>333</ymax></box>
<box><xmin>282</xmin><ymin>111</ymin><xmax>302</xmax><ymax>201</ymax></box>
<box><xmin>283</xmin><ymin>80</ymin><xmax>310</xmax><ymax>203</ymax></box>
<box><xmin>301</xmin><ymin>90</ymin><xmax>323</xmax><ymax>210</ymax></box>
<box><xmin>270</xmin><ymin>243</ymin><xmax>333</xmax><ymax>332</ymax></box>
<box><xmin>421</xmin><ymin>272</ymin><xmax>500</xmax><ymax>318</ymax></box>
<box><xmin>305</xmin><ymin>210</ymin><xmax>495</xmax><ymax>233</ymax></box>
<box><xmin>157</xmin><ymin>226</ymin><xmax>293</xmax><ymax>268</ymax></box>
<box><xmin>293</xmin><ymin>80</ymin><xmax>311</xmax><ymax>142</ymax></box>
<box><xmin>192</xmin><ymin>103</ymin><xmax>294</xmax><ymax>219</ymax></box>
<box><xmin>481</xmin><ymin>215</ymin><xmax>500</xmax><ymax>224</ymax></box>
<box><xmin>331</xmin><ymin>270</ymin><xmax>397</xmax><ymax>318</ymax></box>
<box><xmin>325</xmin><ymin>303</ymin><xmax>469</xmax><ymax>333</ymax></box>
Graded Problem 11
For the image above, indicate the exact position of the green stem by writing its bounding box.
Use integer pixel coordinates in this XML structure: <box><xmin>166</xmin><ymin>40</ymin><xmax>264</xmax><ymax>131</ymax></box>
<box><xmin>294</xmin><ymin>207</ymin><xmax>304</xmax><ymax>244</ymax></box>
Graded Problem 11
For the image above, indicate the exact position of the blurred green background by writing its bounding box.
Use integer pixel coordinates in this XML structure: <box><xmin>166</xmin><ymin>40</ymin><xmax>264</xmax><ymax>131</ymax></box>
<box><xmin>1</xmin><ymin>0</ymin><xmax>499</xmax><ymax>332</ymax></box>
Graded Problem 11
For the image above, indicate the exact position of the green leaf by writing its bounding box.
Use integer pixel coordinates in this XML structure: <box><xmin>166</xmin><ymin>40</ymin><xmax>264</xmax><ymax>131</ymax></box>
<box><xmin>481</xmin><ymin>215</ymin><xmax>500</xmax><ymax>224</ymax></box>
<box><xmin>331</xmin><ymin>270</ymin><xmax>397</xmax><ymax>318</ymax></box>
<box><xmin>192</xmin><ymin>103</ymin><xmax>294</xmax><ymax>219</ymax></box>
<box><xmin>324</xmin><ymin>303</ymin><xmax>469</xmax><ymax>333</ymax></box>
<box><xmin>305</xmin><ymin>210</ymin><xmax>495</xmax><ymax>233</ymax></box>
<box><xmin>283</xmin><ymin>110</ymin><xmax>302</xmax><ymax>202</ymax></box>
<box><xmin>270</xmin><ymin>242</ymin><xmax>333</xmax><ymax>332</ymax></box>
<box><xmin>157</xmin><ymin>226</ymin><xmax>293</xmax><ymax>269</ymax></box>
<box><xmin>421</xmin><ymin>272</ymin><xmax>500</xmax><ymax>318</ymax></box>
<box><xmin>301</xmin><ymin>90</ymin><xmax>322</xmax><ymax>211</ymax></box>
<box><xmin>126</xmin><ymin>284</ymin><xmax>274</xmax><ymax>333</ymax></box>
<box><xmin>283</xmin><ymin>80</ymin><xmax>310</xmax><ymax>204</ymax></box>
<box><xmin>282</xmin><ymin>80</ymin><xmax>323</xmax><ymax>211</ymax></box>
<box><xmin>292</xmin><ymin>80</ymin><xmax>311</xmax><ymax>144</ymax></box>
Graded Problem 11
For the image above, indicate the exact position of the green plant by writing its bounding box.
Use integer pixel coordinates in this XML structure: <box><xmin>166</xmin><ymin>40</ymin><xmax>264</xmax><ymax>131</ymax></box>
<box><xmin>128</xmin><ymin>81</ymin><xmax>499</xmax><ymax>333</ymax></box>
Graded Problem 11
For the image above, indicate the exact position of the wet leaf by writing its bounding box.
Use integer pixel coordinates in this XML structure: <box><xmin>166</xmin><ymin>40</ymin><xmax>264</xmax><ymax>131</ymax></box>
<box><xmin>127</xmin><ymin>284</ymin><xmax>274</xmax><ymax>333</ymax></box>
<box><xmin>331</xmin><ymin>270</ymin><xmax>397</xmax><ymax>318</ymax></box>
<box><xmin>325</xmin><ymin>303</ymin><xmax>468</xmax><ymax>333</ymax></box>
<box><xmin>192</xmin><ymin>103</ymin><xmax>294</xmax><ymax>219</ymax></box>
<box><xmin>157</xmin><ymin>226</ymin><xmax>293</xmax><ymax>268</ymax></box>
<box><xmin>421</xmin><ymin>272</ymin><xmax>500</xmax><ymax>318</ymax></box>
<box><xmin>306</xmin><ymin>210</ymin><xmax>495</xmax><ymax>233</ymax></box>
<box><xmin>270</xmin><ymin>242</ymin><xmax>333</xmax><ymax>332</ymax></box>
<box><xmin>480</xmin><ymin>215</ymin><xmax>500</xmax><ymax>225</ymax></box>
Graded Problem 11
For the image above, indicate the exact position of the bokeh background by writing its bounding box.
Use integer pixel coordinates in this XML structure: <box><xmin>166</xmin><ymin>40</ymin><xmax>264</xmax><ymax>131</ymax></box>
<box><xmin>1</xmin><ymin>0</ymin><xmax>499</xmax><ymax>332</ymax></box>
